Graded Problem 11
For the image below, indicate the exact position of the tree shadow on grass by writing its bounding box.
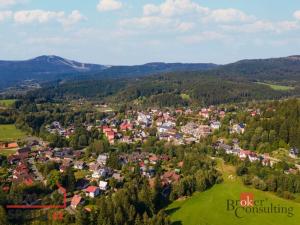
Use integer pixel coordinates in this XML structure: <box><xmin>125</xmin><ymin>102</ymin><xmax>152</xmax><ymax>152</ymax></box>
<box><xmin>165</xmin><ymin>207</ymin><xmax>180</xmax><ymax>215</ymax></box>
<box><xmin>171</xmin><ymin>221</ymin><xmax>183</xmax><ymax>225</ymax></box>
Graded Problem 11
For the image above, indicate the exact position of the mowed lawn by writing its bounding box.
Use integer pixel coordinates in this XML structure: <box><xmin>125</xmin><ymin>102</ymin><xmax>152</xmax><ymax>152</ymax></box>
<box><xmin>166</xmin><ymin>161</ymin><xmax>300</xmax><ymax>225</ymax></box>
<box><xmin>0</xmin><ymin>124</ymin><xmax>27</xmax><ymax>141</ymax></box>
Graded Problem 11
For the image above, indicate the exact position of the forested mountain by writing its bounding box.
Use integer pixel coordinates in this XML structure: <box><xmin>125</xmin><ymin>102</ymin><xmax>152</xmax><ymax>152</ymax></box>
<box><xmin>0</xmin><ymin>55</ymin><xmax>218</xmax><ymax>90</ymax></box>
<box><xmin>216</xmin><ymin>55</ymin><xmax>300</xmax><ymax>82</ymax></box>
<box><xmin>25</xmin><ymin>72</ymin><xmax>294</xmax><ymax>107</ymax></box>
<box><xmin>89</xmin><ymin>62</ymin><xmax>218</xmax><ymax>78</ymax></box>
<box><xmin>0</xmin><ymin>55</ymin><xmax>107</xmax><ymax>89</ymax></box>
<box><xmin>4</xmin><ymin>55</ymin><xmax>300</xmax><ymax>107</ymax></box>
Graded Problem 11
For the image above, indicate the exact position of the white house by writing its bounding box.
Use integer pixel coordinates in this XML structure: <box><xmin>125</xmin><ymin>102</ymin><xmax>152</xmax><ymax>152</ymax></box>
<box><xmin>97</xmin><ymin>154</ymin><xmax>108</xmax><ymax>165</ymax></box>
<box><xmin>99</xmin><ymin>181</ymin><xmax>108</xmax><ymax>191</ymax></box>
<box><xmin>92</xmin><ymin>168</ymin><xmax>108</xmax><ymax>179</ymax></box>
<box><xmin>74</xmin><ymin>161</ymin><xmax>85</xmax><ymax>170</ymax></box>
<box><xmin>210</xmin><ymin>121</ymin><xmax>221</xmax><ymax>130</ymax></box>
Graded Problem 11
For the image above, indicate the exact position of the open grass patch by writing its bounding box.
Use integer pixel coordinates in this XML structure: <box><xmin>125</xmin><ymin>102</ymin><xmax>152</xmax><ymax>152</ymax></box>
<box><xmin>0</xmin><ymin>99</ymin><xmax>16</xmax><ymax>107</ymax></box>
<box><xmin>75</xmin><ymin>170</ymin><xmax>91</xmax><ymax>180</ymax></box>
<box><xmin>0</xmin><ymin>148</ymin><xmax>17</xmax><ymax>156</ymax></box>
<box><xmin>0</xmin><ymin>124</ymin><xmax>27</xmax><ymax>141</ymax></box>
<box><xmin>166</xmin><ymin>159</ymin><xmax>300</xmax><ymax>225</ymax></box>
<box><xmin>180</xmin><ymin>93</ymin><xmax>191</xmax><ymax>101</ymax></box>
<box><xmin>256</xmin><ymin>82</ymin><xmax>295</xmax><ymax>91</ymax></box>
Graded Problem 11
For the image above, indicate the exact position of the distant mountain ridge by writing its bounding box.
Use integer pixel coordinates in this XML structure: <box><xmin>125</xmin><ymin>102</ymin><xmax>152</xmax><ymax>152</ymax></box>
<box><xmin>0</xmin><ymin>55</ymin><xmax>218</xmax><ymax>89</ymax></box>
<box><xmin>0</xmin><ymin>55</ymin><xmax>106</xmax><ymax>76</ymax></box>
<box><xmin>0</xmin><ymin>55</ymin><xmax>107</xmax><ymax>89</ymax></box>
<box><xmin>2</xmin><ymin>54</ymin><xmax>300</xmax><ymax>91</ymax></box>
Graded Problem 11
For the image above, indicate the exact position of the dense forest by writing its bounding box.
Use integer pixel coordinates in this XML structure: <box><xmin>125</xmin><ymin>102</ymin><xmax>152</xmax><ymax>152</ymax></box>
<box><xmin>23</xmin><ymin>72</ymin><xmax>294</xmax><ymax>108</ymax></box>
<box><xmin>225</xmin><ymin>99</ymin><xmax>300</xmax><ymax>152</ymax></box>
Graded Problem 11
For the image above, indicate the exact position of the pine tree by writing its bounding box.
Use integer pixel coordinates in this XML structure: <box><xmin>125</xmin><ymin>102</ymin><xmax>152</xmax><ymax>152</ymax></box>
<box><xmin>0</xmin><ymin>206</ymin><xmax>8</xmax><ymax>225</ymax></box>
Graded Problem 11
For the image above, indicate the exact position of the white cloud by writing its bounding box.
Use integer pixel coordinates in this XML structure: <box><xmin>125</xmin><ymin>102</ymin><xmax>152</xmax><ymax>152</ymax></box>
<box><xmin>14</xmin><ymin>10</ymin><xmax>64</xmax><ymax>24</ymax></box>
<box><xmin>176</xmin><ymin>22</ymin><xmax>194</xmax><ymax>32</ymax></box>
<box><xmin>204</xmin><ymin>8</ymin><xmax>255</xmax><ymax>23</ymax></box>
<box><xmin>143</xmin><ymin>4</ymin><xmax>160</xmax><ymax>16</ymax></box>
<box><xmin>13</xmin><ymin>9</ymin><xmax>85</xmax><ymax>26</ymax></box>
<box><xmin>97</xmin><ymin>0</ymin><xmax>122</xmax><ymax>12</ymax></box>
<box><xmin>143</xmin><ymin>0</ymin><xmax>209</xmax><ymax>17</ymax></box>
<box><xmin>0</xmin><ymin>10</ymin><xmax>12</xmax><ymax>21</ymax></box>
<box><xmin>0</xmin><ymin>0</ymin><xmax>27</xmax><ymax>8</ymax></box>
<box><xmin>0</xmin><ymin>0</ymin><xmax>16</xmax><ymax>7</ymax></box>
<box><xmin>121</xmin><ymin>0</ymin><xmax>255</xmax><ymax>34</ymax></box>
<box><xmin>59</xmin><ymin>10</ymin><xmax>86</xmax><ymax>27</ymax></box>
<box><xmin>294</xmin><ymin>10</ymin><xmax>300</xmax><ymax>20</ymax></box>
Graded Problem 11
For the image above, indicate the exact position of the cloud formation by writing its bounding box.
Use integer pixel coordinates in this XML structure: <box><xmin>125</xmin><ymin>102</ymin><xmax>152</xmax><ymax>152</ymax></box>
<box><xmin>204</xmin><ymin>8</ymin><xmax>255</xmax><ymax>23</ymax></box>
<box><xmin>97</xmin><ymin>0</ymin><xmax>122</xmax><ymax>12</ymax></box>
<box><xmin>294</xmin><ymin>10</ymin><xmax>300</xmax><ymax>20</ymax></box>
<box><xmin>0</xmin><ymin>9</ymin><xmax>86</xmax><ymax>26</ymax></box>
<box><xmin>143</xmin><ymin>0</ymin><xmax>209</xmax><ymax>17</ymax></box>
<box><xmin>0</xmin><ymin>0</ymin><xmax>17</xmax><ymax>8</ymax></box>
<box><xmin>0</xmin><ymin>10</ymin><xmax>12</xmax><ymax>21</ymax></box>
<box><xmin>120</xmin><ymin>0</ymin><xmax>255</xmax><ymax>33</ymax></box>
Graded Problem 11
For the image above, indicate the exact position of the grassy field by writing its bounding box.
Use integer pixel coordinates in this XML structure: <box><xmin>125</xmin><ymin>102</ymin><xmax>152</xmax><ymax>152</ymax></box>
<box><xmin>75</xmin><ymin>170</ymin><xmax>91</xmax><ymax>180</ymax></box>
<box><xmin>180</xmin><ymin>93</ymin><xmax>191</xmax><ymax>101</ymax></box>
<box><xmin>166</xmin><ymin>160</ymin><xmax>300</xmax><ymax>225</ymax></box>
<box><xmin>256</xmin><ymin>82</ymin><xmax>295</xmax><ymax>91</ymax></box>
<box><xmin>0</xmin><ymin>99</ymin><xmax>16</xmax><ymax>107</ymax></box>
<box><xmin>0</xmin><ymin>148</ymin><xmax>17</xmax><ymax>156</ymax></box>
<box><xmin>0</xmin><ymin>124</ymin><xmax>27</xmax><ymax>141</ymax></box>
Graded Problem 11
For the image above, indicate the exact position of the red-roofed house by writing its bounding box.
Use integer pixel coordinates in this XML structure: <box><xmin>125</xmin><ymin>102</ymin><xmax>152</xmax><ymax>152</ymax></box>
<box><xmin>71</xmin><ymin>195</ymin><xmax>84</xmax><ymax>209</ymax></box>
<box><xmin>120</xmin><ymin>122</ymin><xmax>133</xmax><ymax>131</ymax></box>
<box><xmin>161</xmin><ymin>171</ymin><xmax>180</xmax><ymax>186</ymax></box>
<box><xmin>85</xmin><ymin>186</ymin><xmax>100</xmax><ymax>198</ymax></box>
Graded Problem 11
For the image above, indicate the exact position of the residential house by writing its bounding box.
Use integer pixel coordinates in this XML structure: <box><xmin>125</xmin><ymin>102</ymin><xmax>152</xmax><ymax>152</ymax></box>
<box><xmin>99</xmin><ymin>181</ymin><xmax>108</xmax><ymax>191</ymax></box>
<box><xmin>74</xmin><ymin>161</ymin><xmax>86</xmax><ymax>170</ymax></box>
<box><xmin>161</xmin><ymin>171</ymin><xmax>180</xmax><ymax>186</ymax></box>
<box><xmin>85</xmin><ymin>186</ymin><xmax>100</xmax><ymax>198</ymax></box>
<box><xmin>289</xmin><ymin>148</ymin><xmax>299</xmax><ymax>159</ymax></box>
<box><xmin>16</xmin><ymin>147</ymin><xmax>31</xmax><ymax>158</ymax></box>
<box><xmin>137</xmin><ymin>113</ymin><xmax>151</xmax><ymax>127</ymax></box>
<box><xmin>120</xmin><ymin>121</ymin><xmax>133</xmax><ymax>131</ymax></box>
<box><xmin>112</xmin><ymin>172</ymin><xmax>123</xmax><ymax>182</ymax></box>
<box><xmin>231</xmin><ymin>123</ymin><xmax>246</xmax><ymax>134</ymax></box>
<box><xmin>210</xmin><ymin>121</ymin><xmax>221</xmax><ymax>130</ymax></box>
<box><xmin>97</xmin><ymin>154</ymin><xmax>108</xmax><ymax>166</ymax></box>
<box><xmin>92</xmin><ymin>168</ymin><xmax>108</xmax><ymax>179</ymax></box>
<box><xmin>0</xmin><ymin>142</ymin><xmax>18</xmax><ymax>149</ymax></box>
<box><xmin>219</xmin><ymin>111</ymin><xmax>226</xmax><ymax>118</ymax></box>
<box><xmin>199</xmin><ymin>108</ymin><xmax>210</xmax><ymax>119</ymax></box>
<box><xmin>71</xmin><ymin>195</ymin><xmax>83</xmax><ymax>209</ymax></box>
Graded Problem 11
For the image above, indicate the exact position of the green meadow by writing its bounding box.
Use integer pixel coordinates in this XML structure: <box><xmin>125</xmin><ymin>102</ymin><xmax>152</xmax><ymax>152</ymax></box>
<box><xmin>166</xmin><ymin>161</ymin><xmax>300</xmax><ymax>225</ymax></box>
<box><xmin>180</xmin><ymin>93</ymin><xmax>191</xmax><ymax>101</ymax></box>
<box><xmin>0</xmin><ymin>124</ymin><xmax>27</xmax><ymax>141</ymax></box>
<box><xmin>256</xmin><ymin>82</ymin><xmax>295</xmax><ymax>91</ymax></box>
<box><xmin>0</xmin><ymin>149</ymin><xmax>17</xmax><ymax>156</ymax></box>
<box><xmin>0</xmin><ymin>99</ymin><xmax>16</xmax><ymax>107</ymax></box>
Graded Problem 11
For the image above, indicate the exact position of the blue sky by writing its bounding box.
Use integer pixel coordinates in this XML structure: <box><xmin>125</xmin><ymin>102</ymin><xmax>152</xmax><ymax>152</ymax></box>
<box><xmin>1</xmin><ymin>0</ymin><xmax>300</xmax><ymax>65</ymax></box>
